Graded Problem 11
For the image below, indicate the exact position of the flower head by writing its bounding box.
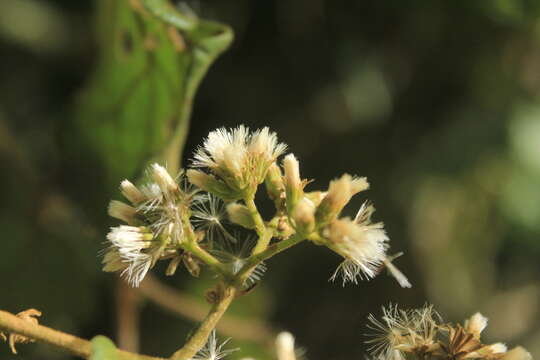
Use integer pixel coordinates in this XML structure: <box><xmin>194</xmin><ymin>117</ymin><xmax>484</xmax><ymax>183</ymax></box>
<box><xmin>366</xmin><ymin>304</ymin><xmax>440</xmax><ymax>360</ymax></box>
<box><xmin>192</xmin><ymin>125</ymin><xmax>286</xmax><ymax>198</ymax></box>
<box><xmin>102</xmin><ymin>164</ymin><xmax>196</xmax><ymax>286</ymax></box>
<box><xmin>366</xmin><ymin>305</ymin><xmax>529</xmax><ymax>360</ymax></box>
<box><xmin>325</xmin><ymin>214</ymin><xmax>389</xmax><ymax>285</ymax></box>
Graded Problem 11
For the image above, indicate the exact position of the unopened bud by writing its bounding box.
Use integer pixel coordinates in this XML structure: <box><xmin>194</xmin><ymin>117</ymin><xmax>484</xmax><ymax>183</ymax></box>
<box><xmin>465</xmin><ymin>313</ymin><xmax>488</xmax><ymax>339</ymax></box>
<box><xmin>227</xmin><ymin>203</ymin><xmax>255</xmax><ymax>229</ymax></box>
<box><xmin>187</xmin><ymin>169</ymin><xmax>242</xmax><ymax>201</ymax></box>
<box><xmin>316</xmin><ymin>174</ymin><xmax>369</xmax><ymax>224</ymax></box>
<box><xmin>265</xmin><ymin>163</ymin><xmax>284</xmax><ymax>201</ymax></box>
<box><xmin>283</xmin><ymin>154</ymin><xmax>302</xmax><ymax>213</ymax></box>
<box><xmin>292</xmin><ymin>198</ymin><xmax>315</xmax><ymax>234</ymax></box>
<box><xmin>150</xmin><ymin>163</ymin><xmax>178</xmax><ymax>194</ymax></box>
<box><xmin>166</xmin><ymin>255</ymin><xmax>182</xmax><ymax>276</ymax></box>
<box><xmin>120</xmin><ymin>180</ymin><xmax>145</xmax><ymax>205</ymax></box>
<box><xmin>182</xmin><ymin>254</ymin><xmax>201</xmax><ymax>277</ymax></box>
<box><xmin>502</xmin><ymin>347</ymin><xmax>532</xmax><ymax>360</ymax></box>
<box><xmin>305</xmin><ymin>191</ymin><xmax>325</xmax><ymax>207</ymax></box>
<box><xmin>108</xmin><ymin>200</ymin><xmax>137</xmax><ymax>224</ymax></box>
<box><xmin>275</xmin><ymin>332</ymin><xmax>296</xmax><ymax>360</ymax></box>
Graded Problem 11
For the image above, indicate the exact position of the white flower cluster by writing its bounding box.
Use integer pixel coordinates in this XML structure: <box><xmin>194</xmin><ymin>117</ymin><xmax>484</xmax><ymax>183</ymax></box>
<box><xmin>103</xmin><ymin>125</ymin><xmax>408</xmax><ymax>289</ymax></box>
<box><xmin>103</xmin><ymin>164</ymin><xmax>192</xmax><ymax>286</ymax></box>
<box><xmin>188</xmin><ymin>125</ymin><xmax>287</xmax><ymax>200</ymax></box>
<box><xmin>282</xmin><ymin>153</ymin><xmax>408</xmax><ymax>286</ymax></box>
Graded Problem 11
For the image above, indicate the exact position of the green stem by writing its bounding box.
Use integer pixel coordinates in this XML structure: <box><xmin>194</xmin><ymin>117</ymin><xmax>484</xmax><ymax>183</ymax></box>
<box><xmin>170</xmin><ymin>285</ymin><xmax>237</xmax><ymax>360</ymax></box>
<box><xmin>237</xmin><ymin>233</ymin><xmax>306</xmax><ymax>281</ymax></box>
<box><xmin>245</xmin><ymin>197</ymin><xmax>266</xmax><ymax>238</ymax></box>
<box><xmin>182</xmin><ymin>241</ymin><xmax>227</xmax><ymax>274</ymax></box>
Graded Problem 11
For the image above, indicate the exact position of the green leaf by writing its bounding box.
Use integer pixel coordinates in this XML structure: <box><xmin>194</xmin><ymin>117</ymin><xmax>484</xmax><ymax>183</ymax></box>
<box><xmin>90</xmin><ymin>335</ymin><xmax>119</xmax><ymax>360</ymax></box>
<box><xmin>67</xmin><ymin>0</ymin><xmax>233</xmax><ymax>191</ymax></box>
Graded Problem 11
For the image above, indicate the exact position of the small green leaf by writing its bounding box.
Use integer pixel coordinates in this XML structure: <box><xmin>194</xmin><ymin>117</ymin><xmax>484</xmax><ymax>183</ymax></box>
<box><xmin>90</xmin><ymin>335</ymin><xmax>119</xmax><ymax>360</ymax></box>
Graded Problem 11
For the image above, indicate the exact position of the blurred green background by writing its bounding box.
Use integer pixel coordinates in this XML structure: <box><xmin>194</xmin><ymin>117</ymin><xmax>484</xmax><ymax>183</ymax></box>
<box><xmin>1</xmin><ymin>0</ymin><xmax>540</xmax><ymax>359</ymax></box>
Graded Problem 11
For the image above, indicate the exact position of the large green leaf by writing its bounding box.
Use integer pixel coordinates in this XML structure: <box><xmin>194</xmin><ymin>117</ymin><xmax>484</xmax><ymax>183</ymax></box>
<box><xmin>90</xmin><ymin>335</ymin><xmax>119</xmax><ymax>360</ymax></box>
<box><xmin>68</xmin><ymin>0</ymin><xmax>232</xmax><ymax>191</ymax></box>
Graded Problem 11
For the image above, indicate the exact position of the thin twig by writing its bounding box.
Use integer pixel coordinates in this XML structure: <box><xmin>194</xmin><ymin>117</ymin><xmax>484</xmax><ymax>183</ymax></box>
<box><xmin>169</xmin><ymin>284</ymin><xmax>236</xmax><ymax>360</ymax></box>
<box><xmin>0</xmin><ymin>310</ymin><xmax>164</xmax><ymax>360</ymax></box>
<box><xmin>139</xmin><ymin>275</ymin><xmax>274</xmax><ymax>343</ymax></box>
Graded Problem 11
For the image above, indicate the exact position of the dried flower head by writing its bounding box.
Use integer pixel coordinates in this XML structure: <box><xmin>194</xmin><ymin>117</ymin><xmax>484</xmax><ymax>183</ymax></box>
<box><xmin>192</xmin><ymin>125</ymin><xmax>287</xmax><ymax>197</ymax></box>
<box><xmin>366</xmin><ymin>305</ymin><xmax>529</xmax><ymax>360</ymax></box>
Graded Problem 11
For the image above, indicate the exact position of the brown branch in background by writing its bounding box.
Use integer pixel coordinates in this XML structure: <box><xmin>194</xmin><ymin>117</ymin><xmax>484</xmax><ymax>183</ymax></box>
<box><xmin>0</xmin><ymin>310</ymin><xmax>164</xmax><ymax>360</ymax></box>
<box><xmin>139</xmin><ymin>275</ymin><xmax>275</xmax><ymax>343</ymax></box>
<box><xmin>117</xmin><ymin>278</ymin><xmax>141</xmax><ymax>352</ymax></box>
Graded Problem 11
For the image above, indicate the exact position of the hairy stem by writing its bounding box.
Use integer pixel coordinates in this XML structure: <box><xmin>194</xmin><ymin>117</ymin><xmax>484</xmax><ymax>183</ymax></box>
<box><xmin>0</xmin><ymin>310</ymin><xmax>163</xmax><ymax>360</ymax></box>
<box><xmin>170</xmin><ymin>285</ymin><xmax>237</xmax><ymax>360</ymax></box>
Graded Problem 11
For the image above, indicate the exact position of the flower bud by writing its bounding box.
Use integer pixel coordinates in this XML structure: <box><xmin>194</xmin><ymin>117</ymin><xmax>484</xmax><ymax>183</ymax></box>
<box><xmin>283</xmin><ymin>154</ymin><xmax>302</xmax><ymax>213</ymax></box>
<box><xmin>292</xmin><ymin>197</ymin><xmax>315</xmax><ymax>234</ymax></box>
<box><xmin>502</xmin><ymin>347</ymin><xmax>532</xmax><ymax>360</ymax></box>
<box><xmin>465</xmin><ymin>313</ymin><xmax>488</xmax><ymax>339</ymax></box>
<box><xmin>182</xmin><ymin>254</ymin><xmax>201</xmax><ymax>277</ymax></box>
<box><xmin>226</xmin><ymin>203</ymin><xmax>256</xmax><ymax>229</ymax></box>
<box><xmin>265</xmin><ymin>163</ymin><xmax>284</xmax><ymax>201</ymax></box>
<box><xmin>316</xmin><ymin>174</ymin><xmax>369</xmax><ymax>225</ymax></box>
<box><xmin>166</xmin><ymin>255</ymin><xmax>182</xmax><ymax>276</ymax></box>
<box><xmin>150</xmin><ymin>163</ymin><xmax>178</xmax><ymax>195</ymax></box>
<box><xmin>276</xmin><ymin>332</ymin><xmax>296</xmax><ymax>360</ymax></box>
<box><xmin>187</xmin><ymin>169</ymin><xmax>242</xmax><ymax>201</ymax></box>
<box><xmin>120</xmin><ymin>180</ymin><xmax>145</xmax><ymax>205</ymax></box>
<box><xmin>108</xmin><ymin>200</ymin><xmax>137</xmax><ymax>224</ymax></box>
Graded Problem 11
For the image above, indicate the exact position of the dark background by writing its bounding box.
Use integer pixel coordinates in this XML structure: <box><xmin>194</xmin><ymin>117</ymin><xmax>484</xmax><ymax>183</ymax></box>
<box><xmin>1</xmin><ymin>1</ymin><xmax>540</xmax><ymax>359</ymax></box>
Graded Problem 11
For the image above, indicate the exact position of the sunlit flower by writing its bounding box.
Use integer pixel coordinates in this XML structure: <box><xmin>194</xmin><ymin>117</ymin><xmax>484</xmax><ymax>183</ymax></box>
<box><xmin>103</xmin><ymin>225</ymin><xmax>157</xmax><ymax>286</ymax></box>
<box><xmin>325</xmin><ymin>214</ymin><xmax>388</xmax><ymax>285</ymax></box>
<box><xmin>103</xmin><ymin>163</ymin><xmax>197</xmax><ymax>286</ymax></box>
<box><xmin>192</xmin><ymin>125</ymin><xmax>286</xmax><ymax>196</ymax></box>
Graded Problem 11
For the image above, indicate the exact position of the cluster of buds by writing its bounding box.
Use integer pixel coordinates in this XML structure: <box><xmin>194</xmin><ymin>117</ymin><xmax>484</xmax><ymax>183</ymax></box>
<box><xmin>103</xmin><ymin>164</ymin><xmax>200</xmax><ymax>286</ymax></box>
<box><xmin>103</xmin><ymin>125</ymin><xmax>408</xmax><ymax>288</ymax></box>
<box><xmin>366</xmin><ymin>304</ymin><xmax>531</xmax><ymax>360</ymax></box>
<box><xmin>275</xmin><ymin>154</ymin><xmax>409</xmax><ymax>287</ymax></box>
